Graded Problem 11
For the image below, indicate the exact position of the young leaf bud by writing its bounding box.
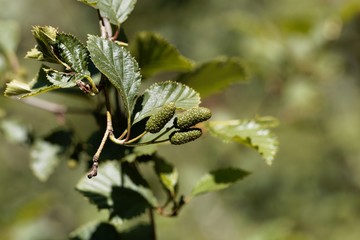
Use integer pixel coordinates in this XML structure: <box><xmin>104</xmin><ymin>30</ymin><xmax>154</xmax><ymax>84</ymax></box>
<box><xmin>174</xmin><ymin>107</ymin><xmax>211</xmax><ymax>130</ymax></box>
<box><xmin>145</xmin><ymin>102</ymin><xmax>176</xmax><ymax>133</ymax></box>
<box><xmin>169</xmin><ymin>128</ymin><xmax>202</xmax><ymax>145</ymax></box>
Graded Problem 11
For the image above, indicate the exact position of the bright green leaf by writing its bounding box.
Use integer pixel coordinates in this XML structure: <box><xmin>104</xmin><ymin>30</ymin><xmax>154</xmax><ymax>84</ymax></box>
<box><xmin>97</xmin><ymin>0</ymin><xmax>137</xmax><ymax>25</ymax></box>
<box><xmin>0</xmin><ymin>20</ymin><xmax>20</xmax><ymax>54</ymax></box>
<box><xmin>30</xmin><ymin>140</ymin><xmax>62</xmax><ymax>182</ymax></box>
<box><xmin>28</xmin><ymin>26</ymin><xmax>61</xmax><ymax>63</ymax></box>
<box><xmin>79</xmin><ymin>0</ymin><xmax>137</xmax><ymax>25</ymax></box>
<box><xmin>87</xmin><ymin>35</ymin><xmax>141</xmax><ymax>116</ymax></box>
<box><xmin>191</xmin><ymin>168</ymin><xmax>250</xmax><ymax>197</ymax></box>
<box><xmin>5</xmin><ymin>67</ymin><xmax>60</xmax><ymax>98</ymax></box>
<box><xmin>154</xmin><ymin>157</ymin><xmax>178</xmax><ymax>196</ymax></box>
<box><xmin>25</xmin><ymin>47</ymin><xmax>43</xmax><ymax>60</ymax></box>
<box><xmin>176</xmin><ymin>57</ymin><xmax>248</xmax><ymax>98</ymax></box>
<box><xmin>206</xmin><ymin>117</ymin><xmax>279</xmax><ymax>165</ymax></box>
<box><xmin>4</xmin><ymin>80</ymin><xmax>33</xmax><ymax>97</ymax></box>
<box><xmin>133</xmin><ymin>81</ymin><xmax>200</xmax><ymax>124</ymax></box>
<box><xmin>56</xmin><ymin>33</ymin><xmax>89</xmax><ymax>73</ymax></box>
<box><xmin>131</xmin><ymin>32</ymin><xmax>194</xmax><ymax>78</ymax></box>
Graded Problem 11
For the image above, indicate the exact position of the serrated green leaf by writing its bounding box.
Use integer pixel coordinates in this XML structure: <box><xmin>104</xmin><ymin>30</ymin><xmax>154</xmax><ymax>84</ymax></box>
<box><xmin>0</xmin><ymin>20</ymin><xmax>20</xmax><ymax>54</ymax></box>
<box><xmin>30</xmin><ymin>140</ymin><xmax>62</xmax><ymax>182</ymax></box>
<box><xmin>87</xmin><ymin>35</ymin><xmax>141</xmax><ymax>116</ymax></box>
<box><xmin>191</xmin><ymin>168</ymin><xmax>250</xmax><ymax>197</ymax></box>
<box><xmin>56</xmin><ymin>33</ymin><xmax>89</xmax><ymax>73</ymax></box>
<box><xmin>110</xmin><ymin>186</ymin><xmax>151</xmax><ymax>219</ymax></box>
<box><xmin>25</xmin><ymin>47</ymin><xmax>43</xmax><ymax>60</ymax></box>
<box><xmin>5</xmin><ymin>66</ymin><xmax>62</xmax><ymax>98</ymax></box>
<box><xmin>206</xmin><ymin>118</ymin><xmax>279</xmax><ymax>165</ymax></box>
<box><xmin>176</xmin><ymin>57</ymin><xmax>248</xmax><ymax>98</ymax></box>
<box><xmin>79</xmin><ymin>0</ymin><xmax>136</xmax><ymax>25</ymax></box>
<box><xmin>154</xmin><ymin>157</ymin><xmax>178</xmax><ymax>196</ymax></box>
<box><xmin>44</xmin><ymin>69</ymin><xmax>77</xmax><ymax>88</ymax></box>
<box><xmin>4</xmin><ymin>80</ymin><xmax>32</xmax><ymax>97</ymax></box>
<box><xmin>131</xmin><ymin>32</ymin><xmax>194</xmax><ymax>78</ymax></box>
<box><xmin>98</xmin><ymin>0</ymin><xmax>137</xmax><ymax>25</ymax></box>
<box><xmin>133</xmin><ymin>81</ymin><xmax>200</xmax><ymax>124</ymax></box>
<box><xmin>76</xmin><ymin>161</ymin><xmax>158</xmax><ymax>211</ymax></box>
<box><xmin>28</xmin><ymin>26</ymin><xmax>61</xmax><ymax>63</ymax></box>
<box><xmin>69</xmin><ymin>221</ymin><xmax>121</xmax><ymax>240</ymax></box>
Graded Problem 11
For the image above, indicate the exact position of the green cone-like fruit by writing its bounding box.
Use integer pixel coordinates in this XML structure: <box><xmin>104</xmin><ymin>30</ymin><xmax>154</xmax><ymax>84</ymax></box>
<box><xmin>169</xmin><ymin>128</ymin><xmax>202</xmax><ymax>145</ymax></box>
<box><xmin>174</xmin><ymin>107</ymin><xmax>211</xmax><ymax>130</ymax></box>
<box><xmin>145</xmin><ymin>102</ymin><xmax>176</xmax><ymax>133</ymax></box>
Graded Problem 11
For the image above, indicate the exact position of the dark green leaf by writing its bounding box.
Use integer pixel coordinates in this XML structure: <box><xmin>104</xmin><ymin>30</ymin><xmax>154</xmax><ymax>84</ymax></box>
<box><xmin>131</xmin><ymin>32</ymin><xmax>194</xmax><ymax>78</ymax></box>
<box><xmin>69</xmin><ymin>221</ymin><xmax>121</xmax><ymax>240</ymax></box>
<box><xmin>76</xmin><ymin>161</ymin><xmax>120</xmax><ymax>210</ymax></box>
<box><xmin>121</xmin><ymin>145</ymin><xmax>157</xmax><ymax>162</ymax></box>
<box><xmin>110</xmin><ymin>186</ymin><xmax>151</xmax><ymax>219</ymax></box>
<box><xmin>133</xmin><ymin>81</ymin><xmax>200</xmax><ymax>124</ymax></box>
<box><xmin>87</xmin><ymin>35</ymin><xmax>141</xmax><ymax>116</ymax></box>
<box><xmin>154</xmin><ymin>157</ymin><xmax>178</xmax><ymax>196</ymax></box>
<box><xmin>206</xmin><ymin>118</ymin><xmax>279</xmax><ymax>165</ymax></box>
<box><xmin>191</xmin><ymin>168</ymin><xmax>250</xmax><ymax>197</ymax></box>
<box><xmin>177</xmin><ymin>57</ymin><xmax>248</xmax><ymax>98</ymax></box>
<box><xmin>120</xmin><ymin>223</ymin><xmax>152</xmax><ymax>240</ymax></box>
<box><xmin>76</xmin><ymin>161</ymin><xmax>158</xmax><ymax>211</ymax></box>
<box><xmin>44</xmin><ymin>128</ymin><xmax>74</xmax><ymax>154</ymax></box>
<box><xmin>78</xmin><ymin>191</ymin><xmax>110</xmax><ymax>210</ymax></box>
<box><xmin>121</xmin><ymin>162</ymin><xmax>151</xmax><ymax>188</ymax></box>
<box><xmin>56</xmin><ymin>33</ymin><xmax>89</xmax><ymax>73</ymax></box>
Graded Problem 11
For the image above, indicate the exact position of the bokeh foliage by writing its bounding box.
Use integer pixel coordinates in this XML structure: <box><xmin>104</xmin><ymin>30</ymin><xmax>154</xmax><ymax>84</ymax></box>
<box><xmin>1</xmin><ymin>0</ymin><xmax>360</xmax><ymax>239</ymax></box>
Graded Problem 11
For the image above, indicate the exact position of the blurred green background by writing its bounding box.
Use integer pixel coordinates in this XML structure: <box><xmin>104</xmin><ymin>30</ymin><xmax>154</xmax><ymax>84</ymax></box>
<box><xmin>1</xmin><ymin>0</ymin><xmax>360</xmax><ymax>239</ymax></box>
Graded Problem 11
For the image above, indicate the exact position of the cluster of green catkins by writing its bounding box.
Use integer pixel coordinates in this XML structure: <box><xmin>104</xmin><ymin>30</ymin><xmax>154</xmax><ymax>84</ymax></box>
<box><xmin>145</xmin><ymin>102</ymin><xmax>212</xmax><ymax>145</ymax></box>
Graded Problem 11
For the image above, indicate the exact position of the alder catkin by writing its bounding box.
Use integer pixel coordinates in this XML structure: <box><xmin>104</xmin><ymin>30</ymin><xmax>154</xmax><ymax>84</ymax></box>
<box><xmin>145</xmin><ymin>102</ymin><xmax>176</xmax><ymax>133</ymax></box>
<box><xmin>174</xmin><ymin>107</ymin><xmax>211</xmax><ymax>130</ymax></box>
<box><xmin>169</xmin><ymin>128</ymin><xmax>202</xmax><ymax>145</ymax></box>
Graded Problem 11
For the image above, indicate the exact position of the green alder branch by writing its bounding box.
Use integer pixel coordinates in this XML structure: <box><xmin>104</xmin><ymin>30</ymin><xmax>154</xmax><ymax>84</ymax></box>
<box><xmin>124</xmin><ymin>126</ymin><xmax>174</xmax><ymax>147</ymax></box>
